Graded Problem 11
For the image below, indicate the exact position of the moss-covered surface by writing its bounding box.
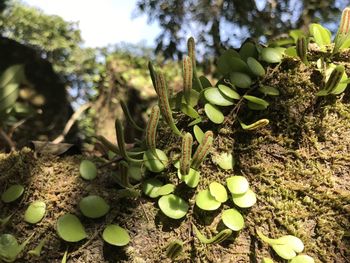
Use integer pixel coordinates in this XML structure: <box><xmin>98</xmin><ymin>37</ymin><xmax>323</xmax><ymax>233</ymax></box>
<box><xmin>0</xmin><ymin>55</ymin><xmax>350</xmax><ymax>262</ymax></box>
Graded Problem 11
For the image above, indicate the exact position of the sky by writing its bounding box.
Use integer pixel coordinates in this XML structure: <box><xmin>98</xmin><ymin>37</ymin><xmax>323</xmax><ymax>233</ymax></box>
<box><xmin>23</xmin><ymin>0</ymin><xmax>161</xmax><ymax>48</ymax></box>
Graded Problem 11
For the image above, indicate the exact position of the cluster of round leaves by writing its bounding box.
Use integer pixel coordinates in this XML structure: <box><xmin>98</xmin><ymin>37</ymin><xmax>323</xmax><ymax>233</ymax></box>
<box><xmin>257</xmin><ymin>230</ymin><xmax>315</xmax><ymax>262</ymax></box>
<box><xmin>201</xmin><ymin>42</ymin><xmax>282</xmax><ymax>125</ymax></box>
<box><xmin>54</xmin><ymin>160</ymin><xmax>130</xmax><ymax>247</ymax></box>
<box><xmin>195</xmin><ymin>176</ymin><xmax>256</xmax><ymax>232</ymax></box>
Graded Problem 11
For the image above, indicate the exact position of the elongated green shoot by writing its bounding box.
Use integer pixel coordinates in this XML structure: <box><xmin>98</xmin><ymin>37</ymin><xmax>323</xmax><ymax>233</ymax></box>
<box><xmin>187</xmin><ymin>37</ymin><xmax>203</xmax><ymax>91</ymax></box>
<box><xmin>180</xmin><ymin>132</ymin><xmax>193</xmax><ymax>175</ymax></box>
<box><xmin>120</xmin><ymin>100</ymin><xmax>143</xmax><ymax>132</ymax></box>
<box><xmin>148</xmin><ymin>61</ymin><xmax>157</xmax><ymax>93</ymax></box>
<box><xmin>333</xmin><ymin>7</ymin><xmax>350</xmax><ymax>53</ymax></box>
<box><xmin>28</xmin><ymin>237</ymin><xmax>47</xmax><ymax>257</ymax></box>
<box><xmin>183</xmin><ymin>55</ymin><xmax>193</xmax><ymax>104</ymax></box>
<box><xmin>146</xmin><ymin>105</ymin><xmax>160</xmax><ymax>156</ymax></box>
<box><xmin>191</xmin><ymin>131</ymin><xmax>213</xmax><ymax>170</ymax></box>
<box><xmin>155</xmin><ymin>72</ymin><xmax>182</xmax><ymax>136</ymax></box>
<box><xmin>117</xmin><ymin>160</ymin><xmax>132</xmax><ymax>188</ymax></box>
<box><xmin>324</xmin><ymin>65</ymin><xmax>344</xmax><ymax>94</ymax></box>
<box><xmin>240</xmin><ymin>119</ymin><xmax>269</xmax><ymax>130</ymax></box>
<box><xmin>115</xmin><ymin>119</ymin><xmax>143</xmax><ymax>163</ymax></box>
<box><xmin>192</xmin><ymin>224</ymin><xmax>232</xmax><ymax>244</ymax></box>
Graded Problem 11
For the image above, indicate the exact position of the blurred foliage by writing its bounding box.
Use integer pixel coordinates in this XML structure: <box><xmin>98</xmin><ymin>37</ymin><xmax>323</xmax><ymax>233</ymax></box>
<box><xmin>135</xmin><ymin>0</ymin><xmax>348</xmax><ymax>58</ymax></box>
<box><xmin>0</xmin><ymin>1</ymin><xmax>100</xmax><ymax>98</ymax></box>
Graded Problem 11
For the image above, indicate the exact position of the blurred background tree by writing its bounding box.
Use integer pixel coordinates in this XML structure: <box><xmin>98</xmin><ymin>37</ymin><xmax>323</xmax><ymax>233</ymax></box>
<box><xmin>135</xmin><ymin>0</ymin><xmax>348</xmax><ymax>58</ymax></box>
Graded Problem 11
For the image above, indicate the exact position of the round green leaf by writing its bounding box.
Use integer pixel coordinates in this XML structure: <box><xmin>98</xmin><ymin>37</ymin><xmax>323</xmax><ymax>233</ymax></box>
<box><xmin>258</xmin><ymin>85</ymin><xmax>280</xmax><ymax>96</ymax></box>
<box><xmin>261</xmin><ymin>48</ymin><xmax>282</xmax><ymax>63</ymax></box>
<box><xmin>158</xmin><ymin>194</ymin><xmax>189</xmax><ymax>219</ymax></box>
<box><xmin>180</xmin><ymin>103</ymin><xmax>199</xmax><ymax>118</ymax></box>
<box><xmin>232</xmin><ymin>189</ymin><xmax>257</xmax><ymax>208</ymax></box>
<box><xmin>213</xmin><ymin>152</ymin><xmax>235</xmax><ymax>170</ymax></box>
<box><xmin>204</xmin><ymin>103</ymin><xmax>224</xmax><ymax>124</ymax></box>
<box><xmin>24</xmin><ymin>201</ymin><xmax>46</xmax><ymax>224</ymax></box>
<box><xmin>222</xmin><ymin>208</ymin><xmax>244</xmax><ymax>231</ymax></box>
<box><xmin>262</xmin><ymin>258</ymin><xmax>274</xmax><ymax>263</ymax></box>
<box><xmin>1</xmin><ymin>184</ymin><xmax>24</xmax><ymax>203</ymax></box>
<box><xmin>0</xmin><ymin>234</ymin><xmax>19</xmax><ymax>260</ymax></box>
<box><xmin>218</xmin><ymin>85</ymin><xmax>240</xmax><ymax>99</ymax></box>
<box><xmin>181</xmin><ymin>89</ymin><xmax>200</xmax><ymax>107</ymax></box>
<box><xmin>178</xmin><ymin>168</ymin><xmax>200</xmax><ymax>188</ymax></box>
<box><xmin>128</xmin><ymin>164</ymin><xmax>143</xmax><ymax>181</ymax></box>
<box><xmin>79</xmin><ymin>160</ymin><xmax>97</xmax><ymax>180</ymax></box>
<box><xmin>230</xmin><ymin>72</ymin><xmax>252</xmax><ymax>89</ymax></box>
<box><xmin>103</xmin><ymin>224</ymin><xmax>130</xmax><ymax>246</ymax></box>
<box><xmin>276</xmin><ymin>235</ymin><xmax>304</xmax><ymax>253</ymax></box>
<box><xmin>195</xmin><ymin>189</ymin><xmax>221</xmax><ymax>211</ymax></box>
<box><xmin>272</xmin><ymin>244</ymin><xmax>296</xmax><ymax>260</ymax></box>
<box><xmin>79</xmin><ymin>195</ymin><xmax>110</xmax><ymax>219</ymax></box>
<box><xmin>143</xmin><ymin>149</ymin><xmax>168</xmax><ymax>173</ymax></box>
<box><xmin>209</xmin><ymin>182</ymin><xmax>228</xmax><ymax>202</ymax></box>
<box><xmin>239</xmin><ymin>42</ymin><xmax>258</xmax><ymax>61</ymax></box>
<box><xmin>290</xmin><ymin>255</ymin><xmax>315</xmax><ymax>263</ymax></box>
<box><xmin>217</xmin><ymin>49</ymin><xmax>242</xmax><ymax>75</ymax></box>
<box><xmin>56</xmin><ymin>214</ymin><xmax>87</xmax><ymax>242</ymax></box>
<box><xmin>284</xmin><ymin>46</ymin><xmax>298</xmax><ymax>57</ymax></box>
<box><xmin>155</xmin><ymin>184</ymin><xmax>176</xmax><ymax>196</ymax></box>
<box><xmin>193</xmin><ymin>125</ymin><xmax>204</xmax><ymax>143</ymax></box>
<box><xmin>226</xmin><ymin>176</ymin><xmax>249</xmax><ymax>194</ymax></box>
<box><xmin>243</xmin><ymin>95</ymin><xmax>269</xmax><ymax>109</ymax></box>
<box><xmin>204</xmin><ymin>87</ymin><xmax>234</xmax><ymax>106</ymax></box>
<box><xmin>142</xmin><ymin>178</ymin><xmax>163</xmax><ymax>198</ymax></box>
<box><xmin>247</xmin><ymin>101</ymin><xmax>268</xmax><ymax>111</ymax></box>
<box><xmin>247</xmin><ymin>57</ymin><xmax>265</xmax><ymax>77</ymax></box>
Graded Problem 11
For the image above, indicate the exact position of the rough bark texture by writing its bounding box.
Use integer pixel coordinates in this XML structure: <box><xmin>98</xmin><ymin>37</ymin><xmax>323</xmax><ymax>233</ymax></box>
<box><xmin>0</xmin><ymin>52</ymin><xmax>349</xmax><ymax>262</ymax></box>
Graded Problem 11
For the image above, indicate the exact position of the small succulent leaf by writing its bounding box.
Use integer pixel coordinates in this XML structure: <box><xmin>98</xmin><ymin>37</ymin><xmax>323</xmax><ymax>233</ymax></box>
<box><xmin>262</xmin><ymin>258</ymin><xmax>274</xmax><ymax>263</ymax></box>
<box><xmin>24</xmin><ymin>201</ymin><xmax>46</xmax><ymax>224</ymax></box>
<box><xmin>165</xmin><ymin>240</ymin><xmax>183</xmax><ymax>259</ymax></box>
<box><xmin>309</xmin><ymin>23</ymin><xmax>331</xmax><ymax>47</ymax></box>
<box><xmin>261</xmin><ymin>48</ymin><xmax>282</xmax><ymax>63</ymax></box>
<box><xmin>258</xmin><ymin>86</ymin><xmax>280</xmax><ymax>96</ymax></box>
<box><xmin>0</xmin><ymin>64</ymin><xmax>25</xmax><ymax>87</ymax></box>
<box><xmin>56</xmin><ymin>214</ymin><xmax>87</xmax><ymax>242</ymax></box>
<box><xmin>217</xmin><ymin>49</ymin><xmax>243</xmax><ymax>75</ymax></box>
<box><xmin>247</xmin><ymin>57</ymin><xmax>265</xmax><ymax>77</ymax></box>
<box><xmin>155</xmin><ymin>184</ymin><xmax>176</xmax><ymax>196</ymax></box>
<box><xmin>221</xmin><ymin>208</ymin><xmax>244</xmax><ymax>231</ymax></box>
<box><xmin>204</xmin><ymin>87</ymin><xmax>235</xmax><ymax>106</ymax></box>
<box><xmin>230</xmin><ymin>72</ymin><xmax>252</xmax><ymax>89</ymax></box>
<box><xmin>217</xmin><ymin>84</ymin><xmax>240</xmax><ymax>99</ymax></box>
<box><xmin>103</xmin><ymin>224</ymin><xmax>130</xmax><ymax>246</ymax></box>
<box><xmin>188</xmin><ymin>117</ymin><xmax>202</xmax><ymax>126</ymax></box>
<box><xmin>199</xmin><ymin>75</ymin><xmax>212</xmax><ymax>89</ymax></box>
<box><xmin>289</xmin><ymin>29</ymin><xmax>305</xmax><ymax>42</ymax></box>
<box><xmin>290</xmin><ymin>255</ymin><xmax>315</xmax><ymax>263</ymax></box>
<box><xmin>158</xmin><ymin>194</ymin><xmax>189</xmax><ymax>219</ymax></box>
<box><xmin>79</xmin><ymin>160</ymin><xmax>97</xmax><ymax>180</ymax></box>
<box><xmin>226</xmin><ymin>176</ymin><xmax>249</xmax><ymax>194</ymax></box>
<box><xmin>240</xmin><ymin>119</ymin><xmax>269</xmax><ymax>130</ymax></box>
<box><xmin>232</xmin><ymin>189</ymin><xmax>257</xmax><ymax>208</ymax></box>
<box><xmin>193</xmin><ymin>125</ymin><xmax>204</xmax><ymax>143</ymax></box>
<box><xmin>142</xmin><ymin>178</ymin><xmax>163</xmax><ymax>198</ymax></box>
<box><xmin>1</xmin><ymin>184</ymin><xmax>24</xmax><ymax>203</ymax></box>
<box><xmin>284</xmin><ymin>46</ymin><xmax>298</xmax><ymax>57</ymax></box>
<box><xmin>143</xmin><ymin>149</ymin><xmax>168</xmax><ymax>173</ymax></box>
<box><xmin>79</xmin><ymin>195</ymin><xmax>110</xmax><ymax>219</ymax></box>
<box><xmin>272</xmin><ymin>244</ymin><xmax>296</xmax><ymax>260</ymax></box>
<box><xmin>195</xmin><ymin>189</ymin><xmax>221</xmax><ymax>210</ymax></box>
<box><xmin>209</xmin><ymin>182</ymin><xmax>228</xmax><ymax>203</ymax></box>
<box><xmin>180</xmin><ymin>103</ymin><xmax>199</xmax><ymax>119</ymax></box>
<box><xmin>239</xmin><ymin>42</ymin><xmax>258</xmax><ymax>61</ymax></box>
<box><xmin>204</xmin><ymin>103</ymin><xmax>224</xmax><ymax>124</ymax></box>
<box><xmin>213</xmin><ymin>152</ymin><xmax>235</xmax><ymax>170</ymax></box>
<box><xmin>192</xmin><ymin>224</ymin><xmax>232</xmax><ymax>244</ymax></box>
<box><xmin>276</xmin><ymin>235</ymin><xmax>304</xmax><ymax>253</ymax></box>
<box><xmin>243</xmin><ymin>95</ymin><xmax>269</xmax><ymax>108</ymax></box>
<box><xmin>178</xmin><ymin>168</ymin><xmax>200</xmax><ymax>188</ymax></box>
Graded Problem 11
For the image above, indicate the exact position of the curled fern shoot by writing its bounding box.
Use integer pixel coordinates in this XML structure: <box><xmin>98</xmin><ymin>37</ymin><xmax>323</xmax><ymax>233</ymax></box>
<box><xmin>191</xmin><ymin>131</ymin><xmax>213</xmax><ymax>170</ymax></box>
<box><xmin>192</xmin><ymin>224</ymin><xmax>232</xmax><ymax>244</ymax></box>
<box><xmin>155</xmin><ymin>72</ymin><xmax>182</xmax><ymax>136</ymax></box>
<box><xmin>180</xmin><ymin>132</ymin><xmax>193</xmax><ymax>175</ymax></box>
